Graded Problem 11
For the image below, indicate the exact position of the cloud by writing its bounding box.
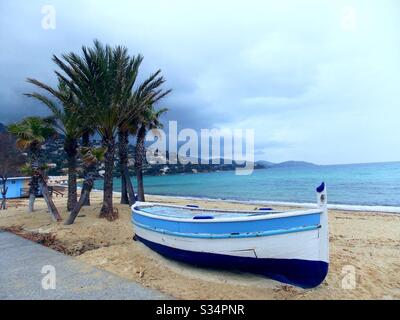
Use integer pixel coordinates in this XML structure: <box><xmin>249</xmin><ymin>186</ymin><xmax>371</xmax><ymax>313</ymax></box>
<box><xmin>0</xmin><ymin>0</ymin><xmax>399</xmax><ymax>164</ymax></box>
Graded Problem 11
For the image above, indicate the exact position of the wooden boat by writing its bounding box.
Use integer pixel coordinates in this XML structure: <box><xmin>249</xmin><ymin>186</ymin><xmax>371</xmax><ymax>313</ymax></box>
<box><xmin>131</xmin><ymin>183</ymin><xmax>329</xmax><ymax>288</ymax></box>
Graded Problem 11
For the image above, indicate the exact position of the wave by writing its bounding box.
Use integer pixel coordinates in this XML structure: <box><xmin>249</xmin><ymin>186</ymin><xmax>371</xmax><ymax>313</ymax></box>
<box><xmin>97</xmin><ymin>188</ymin><xmax>400</xmax><ymax>214</ymax></box>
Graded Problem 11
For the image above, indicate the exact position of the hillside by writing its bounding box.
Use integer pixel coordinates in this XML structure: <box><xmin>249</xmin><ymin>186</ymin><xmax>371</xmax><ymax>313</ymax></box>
<box><xmin>5</xmin><ymin>130</ymin><xmax>316</xmax><ymax>176</ymax></box>
<box><xmin>256</xmin><ymin>160</ymin><xmax>275</xmax><ymax>168</ymax></box>
<box><xmin>272</xmin><ymin>161</ymin><xmax>318</xmax><ymax>168</ymax></box>
<box><xmin>38</xmin><ymin>138</ymin><xmax>265</xmax><ymax>177</ymax></box>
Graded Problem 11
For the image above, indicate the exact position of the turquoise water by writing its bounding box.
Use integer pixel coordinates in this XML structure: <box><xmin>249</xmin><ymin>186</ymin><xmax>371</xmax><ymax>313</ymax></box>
<box><xmin>94</xmin><ymin>162</ymin><xmax>400</xmax><ymax>207</ymax></box>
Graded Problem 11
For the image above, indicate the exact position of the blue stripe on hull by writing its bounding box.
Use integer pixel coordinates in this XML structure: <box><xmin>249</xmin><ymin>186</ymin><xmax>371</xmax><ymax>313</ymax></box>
<box><xmin>134</xmin><ymin>220</ymin><xmax>320</xmax><ymax>239</ymax></box>
<box><xmin>136</xmin><ymin>235</ymin><xmax>329</xmax><ymax>289</ymax></box>
<box><xmin>133</xmin><ymin>212</ymin><xmax>321</xmax><ymax>235</ymax></box>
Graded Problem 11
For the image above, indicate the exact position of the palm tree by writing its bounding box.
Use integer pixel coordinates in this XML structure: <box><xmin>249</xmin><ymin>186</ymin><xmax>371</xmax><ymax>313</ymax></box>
<box><xmin>25</xmin><ymin>78</ymin><xmax>85</xmax><ymax>211</ymax></box>
<box><xmin>51</xmin><ymin>40</ymin><xmax>167</xmax><ymax>220</ymax></box>
<box><xmin>8</xmin><ymin>117</ymin><xmax>62</xmax><ymax>221</ymax></box>
<box><xmin>65</xmin><ymin>147</ymin><xmax>105</xmax><ymax>225</ymax></box>
<box><xmin>118</xmin><ymin>74</ymin><xmax>171</xmax><ymax>205</ymax></box>
<box><xmin>81</xmin><ymin>128</ymin><xmax>95</xmax><ymax>206</ymax></box>
<box><xmin>135</xmin><ymin>106</ymin><xmax>168</xmax><ymax>202</ymax></box>
<box><xmin>118</xmin><ymin>126</ymin><xmax>135</xmax><ymax>205</ymax></box>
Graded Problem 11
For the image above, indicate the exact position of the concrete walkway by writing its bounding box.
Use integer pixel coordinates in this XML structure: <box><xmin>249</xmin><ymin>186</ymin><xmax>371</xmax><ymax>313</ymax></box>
<box><xmin>0</xmin><ymin>231</ymin><xmax>169</xmax><ymax>300</ymax></box>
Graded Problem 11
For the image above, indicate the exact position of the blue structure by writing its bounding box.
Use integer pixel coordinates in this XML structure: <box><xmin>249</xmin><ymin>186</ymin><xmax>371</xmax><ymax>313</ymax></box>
<box><xmin>1</xmin><ymin>177</ymin><xmax>31</xmax><ymax>199</ymax></box>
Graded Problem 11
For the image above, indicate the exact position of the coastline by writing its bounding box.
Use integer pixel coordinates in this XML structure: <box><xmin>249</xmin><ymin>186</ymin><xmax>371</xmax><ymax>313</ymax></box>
<box><xmin>96</xmin><ymin>161</ymin><xmax>400</xmax><ymax>209</ymax></box>
<box><xmin>143</xmin><ymin>194</ymin><xmax>400</xmax><ymax>214</ymax></box>
<box><xmin>98</xmin><ymin>189</ymin><xmax>400</xmax><ymax>214</ymax></box>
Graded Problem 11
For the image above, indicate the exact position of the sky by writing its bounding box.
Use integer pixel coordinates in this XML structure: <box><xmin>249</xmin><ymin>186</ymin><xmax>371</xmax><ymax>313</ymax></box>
<box><xmin>0</xmin><ymin>0</ymin><xmax>399</xmax><ymax>164</ymax></box>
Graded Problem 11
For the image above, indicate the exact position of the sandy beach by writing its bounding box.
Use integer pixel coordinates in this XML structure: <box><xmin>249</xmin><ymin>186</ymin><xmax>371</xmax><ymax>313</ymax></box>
<box><xmin>1</xmin><ymin>190</ymin><xmax>399</xmax><ymax>300</ymax></box>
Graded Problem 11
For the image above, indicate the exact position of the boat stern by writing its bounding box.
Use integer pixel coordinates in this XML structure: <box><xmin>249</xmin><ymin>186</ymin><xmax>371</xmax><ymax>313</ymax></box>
<box><xmin>316</xmin><ymin>182</ymin><xmax>329</xmax><ymax>265</ymax></box>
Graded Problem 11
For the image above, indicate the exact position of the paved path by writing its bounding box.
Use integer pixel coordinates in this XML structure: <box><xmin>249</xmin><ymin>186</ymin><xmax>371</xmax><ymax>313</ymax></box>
<box><xmin>0</xmin><ymin>231</ymin><xmax>169</xmax><ymax>300</ymax></box>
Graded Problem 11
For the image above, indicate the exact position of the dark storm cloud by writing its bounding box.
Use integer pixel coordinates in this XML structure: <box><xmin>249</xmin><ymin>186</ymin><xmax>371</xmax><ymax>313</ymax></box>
<box><xmin>1</xmin><ymin>0</ymin><xmax>399</xmax><ymax>163</ymax></box>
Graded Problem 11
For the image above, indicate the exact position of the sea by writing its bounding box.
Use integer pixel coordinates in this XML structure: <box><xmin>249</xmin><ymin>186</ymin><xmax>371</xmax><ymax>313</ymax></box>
<box><xmin>94</xmin><ymin>161</ymin><xmax>400</xmax><ymax>213</ymax></box>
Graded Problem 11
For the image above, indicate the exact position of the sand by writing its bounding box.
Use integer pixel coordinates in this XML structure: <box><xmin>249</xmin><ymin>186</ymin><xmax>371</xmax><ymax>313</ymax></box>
<box><xmin>1</xmin><ymin>190</ymin><xmax>399</xmax><ymax>300</ymax></box>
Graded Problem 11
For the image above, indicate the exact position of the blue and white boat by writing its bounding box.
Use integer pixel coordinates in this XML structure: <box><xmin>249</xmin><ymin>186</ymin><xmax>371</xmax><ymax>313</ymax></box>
<box><xmin>131</xmin><ymin>183</ymin><xmax>329</xmax><ymax>288</ymax></box>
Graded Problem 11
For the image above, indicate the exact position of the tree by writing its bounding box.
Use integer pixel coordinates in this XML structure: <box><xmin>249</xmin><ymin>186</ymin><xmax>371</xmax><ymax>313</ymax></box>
<box><xmin>81</xmin><ymin>129</ymin><xmax>94</xmax><ymax>206</ymax></box>
<box><xmin>8</xmin><ymin>117</ymin><xmax>62</xmax><ymax>221</ymax></box>
<box><xmin>0</xmin><ymin>133</ymin><xmax>25</xmax><ymax>210</ymax></box>
<box><xmin>52</xmin><ymin>40</ymin><xmax>169</xmax><ymax>220</ymax></box>
<box><xmin>25</xmin><ymin>78</ymin><xmax>85</xmax><ymax>211</ymax></box>
<box><xmin>52</xmin><ymin>42</ymin><xmax>135</xmax><ymax>219</ymax></box>
<box><xmin>65</xmin><ymin>147</ymin><xmax>105</xmax><ymax>225</ymax></box>
<box><xmin>135</xmin><ymin>106</ymin><xmax>168</xmax><ymax>202</ymax></box>
<box><xmin>118</xmin><ymin>127</ymin><xmax>136</xmax><ymax>205</ymax></box>
<box><xmin>118</xmin><ymin>73</ymin><xmax>171</xmax><ymax>205</ymax></box>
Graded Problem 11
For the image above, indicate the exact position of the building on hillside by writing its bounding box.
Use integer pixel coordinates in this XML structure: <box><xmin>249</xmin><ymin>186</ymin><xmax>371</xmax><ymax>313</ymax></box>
<box><xmin>48</xmin><ymin>176</ymin><xmax>68</xmax><ymax>186</ymax></box>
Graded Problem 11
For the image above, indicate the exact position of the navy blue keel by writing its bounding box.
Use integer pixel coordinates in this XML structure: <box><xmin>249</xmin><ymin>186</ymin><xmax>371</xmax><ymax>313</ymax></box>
<box><xmin>136</xmin><ymin>235</ymin><xmax>328</xmax><ymax>289</ymax></box>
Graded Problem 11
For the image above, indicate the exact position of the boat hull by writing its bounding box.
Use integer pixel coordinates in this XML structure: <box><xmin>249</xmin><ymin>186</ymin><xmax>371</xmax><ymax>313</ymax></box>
<box><xmin>135</xmin><ymin>234</ymin><xmax>328</xmax><ymax>289</ymax></box>
<box><xmin>131</xmin><ymin>184</ymin><xmax>329</xmax><ymax>288</ymax></box>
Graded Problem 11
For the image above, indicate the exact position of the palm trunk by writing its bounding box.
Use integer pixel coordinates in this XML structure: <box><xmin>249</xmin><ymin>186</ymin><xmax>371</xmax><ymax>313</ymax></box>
<box><xmin>65</xmin><ymin>176</ymin><xmax>94</xmax><ymax>225</ymax></box>
<box><xmin>65</xmin><ymin>137</ymin><xmax>78</xmax><ymax>211</ymax></box>
<box><xmin>81</xmin><ymin>131</ymin><xmax>91</xmax><ymax>206</ymax></box>
<box><xmin>136</xmin><ymin>165</ymin><xmax>145</xmax><ymax>202</ymax></box>
<box><xmin>28</xmin><ymin>175</ymin><xmax>39</xmax><ymax>213</ymax></box>
<box><xmin>28</xmin><ymin>147</ymin><xmax>39</xmax><ymax>213</ymax></box>
<box><xmin>124</xmin><ymin>166</ymin><xmax>136</xmax><ymax>205</ymax></box>
<box><xmin>118</xmin><ymin>130</ymin><xmax>129</xmax><ymax>205</ymax></box>
<box><xmin>119</xmin><ymin>130</ymin><xmax>136</xmax><ymax>205</ymax></box>
<box><xmin>100</xmin><ymin>138</ymin><xmax>117</xmax><ymax>220</ymax></box>
<box><xmin>38</xmin><ymin>177</ymin><xmax>62</xmax><ymax>222</ymax></box>
<box><xmin>0</xmin><ymin>177</ymin><xmax>7</xmax><ymax>210</ymax></box>
<box><xmin>28</xmin><ymin>193</ymin><xmax>36</xmax><ymax>212</ymax></box>
<box><xmin>135</xmin><ymin>125</ymin><xmax>146</xmax><ymax>202</ymax></box>
<box><xmin>121</xmin><ymin>173</ymin><xmax>128</xmax><ymax>204</ymax></box>
<box><xmin>28</xmin><ymin>146</ymin><xmax>40</xmax><ymax>213</ymax></box>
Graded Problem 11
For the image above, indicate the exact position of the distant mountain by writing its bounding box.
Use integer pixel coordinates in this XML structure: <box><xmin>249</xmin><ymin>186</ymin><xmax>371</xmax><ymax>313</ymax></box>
<box><xmin>257</xmin><ymin>160</ymin><xmax>318</xmax><ymax>169</ymax></box>
<box><xmin>273</xmin><ymin>161</ymin><xmax>318</xmax><ymax>168</ymax></box>
<box><xmin>256</xmin><ymin>160</ymin><xmax>276</xmax><ymax>168</ymax></box>
<box><xmin>0</xmin><ymin>123</ymin><xmax>6</xmax><ymax>133</ymax></box>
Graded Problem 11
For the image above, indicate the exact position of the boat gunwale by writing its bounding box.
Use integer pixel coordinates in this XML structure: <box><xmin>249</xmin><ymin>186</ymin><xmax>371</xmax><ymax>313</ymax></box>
<box><xmin>133</xmin><ymin>220</ymin><xmax>321</xmax><ymax>239</ymax></box>
<box><xmin>132</xmin><ymin>202</ymin><xmax>323</xmax><ymax>223</ymax></box>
